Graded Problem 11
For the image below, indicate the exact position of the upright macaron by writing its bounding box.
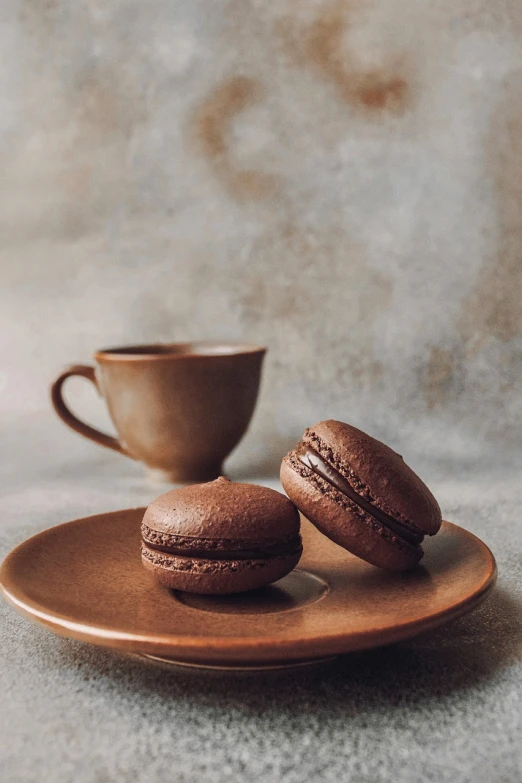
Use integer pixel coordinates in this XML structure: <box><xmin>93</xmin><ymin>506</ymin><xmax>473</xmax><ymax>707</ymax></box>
<box><xmin>280</xmin><ymin>421</ymin><xmax>442</xmax><ymax>571</ymax></box>
<box><xmin>141</xmin><ymin>477</ymin><xmax>302</xmax><ymax>594</ymax></box>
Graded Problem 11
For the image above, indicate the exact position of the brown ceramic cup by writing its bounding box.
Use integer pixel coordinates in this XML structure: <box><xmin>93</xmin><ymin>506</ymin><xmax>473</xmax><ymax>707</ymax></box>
<box><xmin>50</xmin><ymin>342</ymin><xmax>266</xmax><ymax>483</ymax></box>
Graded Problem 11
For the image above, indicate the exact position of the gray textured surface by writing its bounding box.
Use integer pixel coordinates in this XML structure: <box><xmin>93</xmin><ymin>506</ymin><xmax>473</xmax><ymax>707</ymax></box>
<box><xmin>1</xmin><ymin>417</ymin><xmax>521</xmax><ymax>782</ymax></box>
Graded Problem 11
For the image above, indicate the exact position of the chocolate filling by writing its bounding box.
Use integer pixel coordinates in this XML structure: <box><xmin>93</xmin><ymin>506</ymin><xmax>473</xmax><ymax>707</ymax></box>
<box><xmin>143</xmin><ymin>535</ymin><xmax>302</xmax><ymax>561</ymax></box>
<box><xmin>296</xmin><ymin>444</ymin><xmax>424</xmax><ymax>547</ymax></box>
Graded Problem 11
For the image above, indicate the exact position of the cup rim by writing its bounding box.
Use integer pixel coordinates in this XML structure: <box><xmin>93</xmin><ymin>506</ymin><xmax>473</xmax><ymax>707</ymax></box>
<box><xmin>94</xmin><ymin>342</ymin><xmax>267</xmax><ymax>362</ymax></box>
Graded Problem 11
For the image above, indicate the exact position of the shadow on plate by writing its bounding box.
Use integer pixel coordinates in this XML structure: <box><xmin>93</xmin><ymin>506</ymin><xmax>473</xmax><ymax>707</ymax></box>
<box><xmin>50</xmin><ymin>586</ymin><xmax>521</xmax><ymax>717</ymax></box>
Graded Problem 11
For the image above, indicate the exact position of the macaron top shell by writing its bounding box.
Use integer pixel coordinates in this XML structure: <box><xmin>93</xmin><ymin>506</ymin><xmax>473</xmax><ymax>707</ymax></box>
<box><xmin>301</xmin><ymin>421</ymin><xmax>441</xmax><ymax>536</ymax></box>
<box><xmin>142</xmin><ymin>476</ymin><xmax>300</xmax><ymax>542</ymax></box>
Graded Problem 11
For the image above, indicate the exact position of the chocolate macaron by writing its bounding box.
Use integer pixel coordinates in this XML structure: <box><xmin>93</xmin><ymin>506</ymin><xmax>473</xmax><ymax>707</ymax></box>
<box><xmin>141</xmin><ymin>477</ymin><xmax>302</xmax><ymax>594</ymax></box>
<box><xmin>280</xmin><ymin>421</ymin><xmax>442</xmax><ymax>571</ymax></box>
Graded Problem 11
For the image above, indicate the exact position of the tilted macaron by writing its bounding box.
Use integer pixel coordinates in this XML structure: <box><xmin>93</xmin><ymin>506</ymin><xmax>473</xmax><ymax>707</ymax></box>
<box><xmin>141</xmin><ymin>477</ymin><xmax>302</xmax><ymax>594</ymax></box>
<box><xmin>280</xmin><ymin>420</ymin><xmax>442</xmax><ymax>571</ymax></box>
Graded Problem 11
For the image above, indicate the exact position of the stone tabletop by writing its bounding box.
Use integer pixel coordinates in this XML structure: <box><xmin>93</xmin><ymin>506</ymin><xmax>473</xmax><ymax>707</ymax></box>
<box><xmin>1</xmin><ymin>416</ymin><xmax>521</xmax><ymax>783</ymax></box>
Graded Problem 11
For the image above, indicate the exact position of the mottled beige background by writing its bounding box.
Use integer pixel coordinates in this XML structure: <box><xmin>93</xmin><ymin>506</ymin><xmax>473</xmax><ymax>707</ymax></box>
<box><xmin>1</xmin><ymin>0</ymin><xmax>522</xmax><ymax>472</ymax></box>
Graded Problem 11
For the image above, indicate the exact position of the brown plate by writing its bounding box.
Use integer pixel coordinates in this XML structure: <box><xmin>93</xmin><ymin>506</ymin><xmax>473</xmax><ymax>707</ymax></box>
<box><xmin>0</xmin><ymin>509</ymin><xmax>496</xmax><ymax>669</ymax></box>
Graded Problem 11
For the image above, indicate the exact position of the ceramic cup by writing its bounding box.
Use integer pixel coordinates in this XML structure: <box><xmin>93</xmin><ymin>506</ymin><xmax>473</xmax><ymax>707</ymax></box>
<box><xmin>50</xmin><ymin>342</ymin><xmax>266</xmax><ymax>483</ymax></box>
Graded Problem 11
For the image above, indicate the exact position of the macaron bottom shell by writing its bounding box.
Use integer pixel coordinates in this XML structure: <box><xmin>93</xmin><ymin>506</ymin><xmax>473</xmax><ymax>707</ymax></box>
<box><xmin>141</xmin><ymin>543</ymin><xmax>303</xmax><ymax>594</ymax></box>
<box><xmin>280</xmin><ymin>454</ymin><xmax>422</xmax><ymax>572</ymax></box>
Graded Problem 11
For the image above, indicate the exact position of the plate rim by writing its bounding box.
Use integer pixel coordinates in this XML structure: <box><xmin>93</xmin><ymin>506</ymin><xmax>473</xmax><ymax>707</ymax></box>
<box><xmin>0</xmin><ymin>508</ymin><xmax>497</xmax><ymax>663</ymax></box>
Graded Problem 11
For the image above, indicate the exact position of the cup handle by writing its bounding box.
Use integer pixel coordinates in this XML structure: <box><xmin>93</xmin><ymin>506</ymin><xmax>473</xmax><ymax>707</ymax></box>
<box><xmin>50</xmin><ymin>365</ymin><xmax>131</xmax><ymax>456</ymax></box>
